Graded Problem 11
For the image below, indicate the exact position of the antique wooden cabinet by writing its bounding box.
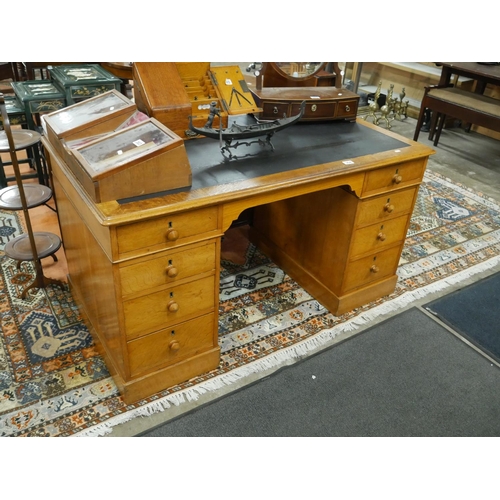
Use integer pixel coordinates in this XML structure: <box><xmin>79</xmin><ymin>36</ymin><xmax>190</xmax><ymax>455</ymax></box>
<box><xmin>44</xmin><ymin>117</ymin><xmax>434</xmax><ymax>404</ymax></box>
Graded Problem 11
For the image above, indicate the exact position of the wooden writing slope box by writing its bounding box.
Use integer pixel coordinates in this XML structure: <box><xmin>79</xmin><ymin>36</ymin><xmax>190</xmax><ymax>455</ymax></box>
<box><xmin>133</xmin><ymin>62</ymin><xmax>229</xmax><ymax>138</ymax></box>
<box><xmin>63</xmin><ymin>118</ymin><xmax>192</xmax><ymax>202</ymax></box>
<box><xmin>42</xmin><ymin>90</ymin><xmax>137</xmax><ymax>162</ymax></box>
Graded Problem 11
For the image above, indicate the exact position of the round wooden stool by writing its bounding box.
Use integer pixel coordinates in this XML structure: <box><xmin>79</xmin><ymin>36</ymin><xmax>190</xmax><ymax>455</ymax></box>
<box><xmin>0</xmin><ymin>129</ymin><xmax>48</xmax><ymax>188</ymax></box>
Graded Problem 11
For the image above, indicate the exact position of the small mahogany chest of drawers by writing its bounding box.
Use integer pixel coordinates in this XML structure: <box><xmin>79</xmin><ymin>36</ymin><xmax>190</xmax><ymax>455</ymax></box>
<box><xmin>250</xmin><ymin>86</ymin><xmax>360</xmax><ymax>122</ymax></box>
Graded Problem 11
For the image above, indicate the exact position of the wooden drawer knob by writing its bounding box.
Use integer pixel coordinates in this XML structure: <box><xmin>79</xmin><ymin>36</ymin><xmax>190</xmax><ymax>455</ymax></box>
<box><xmin>166</xmin><ymin>228</ymin><xmax>179</xmax><ymax>241</ymax></box>
<box><xmin>370</xmin><ymin>265</ymin><xmax>380</xmax><ymax>273</ymax></box>
<box><xmin>377</xmin><ymin>232</ymin><xmax>386</xmax><ymax>241</ymax></box>
<box><xmin>167</xmin><ymin>300</ymin><xmax>179</xmax><ymax>313</ymax></box>
<box><xmin>392</xmin><ymin>174</ymin><xmax>402</xmax><ymax>184</ymax></box>
<box><xmin>169</xmin><ymin>340</ymin><xmax>180</xmax><ymax>351</ymax></box>
<box><xmin>166</xmin><ymin>265</ymin><xmax>178</xmax><ymax>278</ymax></box>
<box><xmin>384</xmin><ymin>203</ymin><xmax>394</xmax><ymax>213</ymax></box>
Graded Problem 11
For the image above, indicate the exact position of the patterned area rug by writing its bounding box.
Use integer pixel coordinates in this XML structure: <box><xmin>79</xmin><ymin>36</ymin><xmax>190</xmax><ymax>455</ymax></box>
<box><xmin>2</xmin><ymin>169</ymin><xmax>500</xmax><ymax>437</ymax></box>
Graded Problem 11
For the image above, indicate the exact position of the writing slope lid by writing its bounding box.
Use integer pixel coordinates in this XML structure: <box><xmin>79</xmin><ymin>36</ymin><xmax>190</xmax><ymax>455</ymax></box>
<box><xmin>210</xmin><ymin>65</ymin><xmax>261</xmax><ymax>115</ymax></box>
<box><xmin>72</xmin><ymin>118</ymin><xmax>181</xmax><ymax>180</ymax></box>
<box><xmin>43</xmin><ymin>90</ymin><xmax>134</xmax><ymax>137</ymax></box>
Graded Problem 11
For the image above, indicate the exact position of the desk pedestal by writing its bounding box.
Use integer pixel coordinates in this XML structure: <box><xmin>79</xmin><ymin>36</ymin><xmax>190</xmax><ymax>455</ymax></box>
<box><xmin>250</xmin><ymin>160</ymin><xmax>424</xmax><ymax>315</ymax></box>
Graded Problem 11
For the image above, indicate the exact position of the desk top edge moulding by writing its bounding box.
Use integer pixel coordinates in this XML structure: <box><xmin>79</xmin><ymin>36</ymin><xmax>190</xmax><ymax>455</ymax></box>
<box><xmin>42</xmin><ymin>63</ymin><xmax>435</xmax><ymax>404</ymax></box>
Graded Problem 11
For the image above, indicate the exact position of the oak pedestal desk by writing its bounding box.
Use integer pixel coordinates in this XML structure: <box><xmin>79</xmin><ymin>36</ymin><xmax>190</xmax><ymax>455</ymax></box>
<box><xmin>43</xmin><ymin>119</ymin><xmax>434</xmax><ymax>404</ymax></box>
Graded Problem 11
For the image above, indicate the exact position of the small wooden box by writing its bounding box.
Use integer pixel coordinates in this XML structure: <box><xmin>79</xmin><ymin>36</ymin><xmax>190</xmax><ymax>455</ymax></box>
<box><xmin>42</xmin><ymin>90</ymin><xmax>138</xmax><ymax>161</ymax></box>
<box><xmin>67</xmin><ymin>117</ymin><xmax>192</xmax><ymax>203</ymax></box>
<box><xmin>133</xmin><ymin>62</ymin><xmax>228</xmax><ymax>139</ymax></box>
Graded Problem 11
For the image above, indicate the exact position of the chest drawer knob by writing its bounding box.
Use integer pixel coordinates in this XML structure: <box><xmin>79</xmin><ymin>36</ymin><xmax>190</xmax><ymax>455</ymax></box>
<box><xmin>370</xmin><ymin>264</ymin><xmax>380</xmax><ymax>273</ymax></box>
<box><xmin>167</xmin><ymin>300</ymin><xmax>179</xmax><ymax>312</ymax></box>
<box><xmin>377</xmin><ymin>232</ymin><xmax>387</xmax><ymax>241</ymax></box>
<box><xmin>166</xmin><ymin>228</ymin><xmax>179</xmax><ymax>241</ymax></box>
<box><xmin>345</xmin><ymin>105</ymin><xmax>351</xmax><ymax>112</ymax></box>
<box><xmin>384</xmin><ymin>203</ymin><xmax>395</xmax><ymax>213</ymax></box>
<box><xmin>166</xmin><ymin>265</ymin><xmax>178</xmax><ymax>278</ymax></box>
<box><xmin>169</xmin><ymin>340</ymin><xmax>180</xmax><ymax>351</ymax></box>
<box><xmin>392</xmin><ymin>174</ymin><xmax>402</xmax><ymax>184</ymax></box>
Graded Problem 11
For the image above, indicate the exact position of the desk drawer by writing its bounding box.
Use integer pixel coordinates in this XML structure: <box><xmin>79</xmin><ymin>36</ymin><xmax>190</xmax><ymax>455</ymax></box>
<box><xmin>127</xmin><ymin>313</ymin><xmax>215</xmax><ymax>377</ymax></box>
<box><xmin>291</xmin><ymin>101</ymin><xmax>337</xmax><ymax>119</ymax></box>
<box><xmin>343</xmin><ymin>246</ymin><xmax>401</xmax><ymax>292</ymax></box>
<box><xmin>336</xmin><ymin>99</ymin><xmax>358</xmax><ymax>118</ymax></box>
<box><xmin>351</xmin><ymin>215</ymin><xmax>409</xmax><ymax>258</ymax></box>
<box><xmin>261</xmin><ymin>101</ymin><xmax>289</xmax><ymax>118</ymax></box>
<box><xmin>116</xmin><ymin>206</ymin><xmax>218</xmax><ymax>257</ymax></box>
<box><xmin>363</xmin><ymin>160</ymin><xmax>426</xmax><ymax>197</ymax></box>
<box><xmin>124</xmin><ymin>275</ymin><xmax>216</xmax><ymax>340</ymax></box>
<box><xmin>119</xmin><ymin>241</ymin><xmax>217</xmax><ymax>297</ymax></box>
<box><xmin>357</xmin><ymin>187</ymin><xmax>418</xmax><ymax>226</ymax></box>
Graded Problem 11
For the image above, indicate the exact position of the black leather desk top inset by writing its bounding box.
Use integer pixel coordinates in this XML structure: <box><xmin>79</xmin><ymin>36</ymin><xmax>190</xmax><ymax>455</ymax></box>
<box><xmin>118</xmin><ymin>120</ymin><xmax>407</xmax><ymax>203</ymax></box>
<box><xmin>185</xmin><ymin>120</ymin><xmax>406</xmax><ymax>189</ymax></box>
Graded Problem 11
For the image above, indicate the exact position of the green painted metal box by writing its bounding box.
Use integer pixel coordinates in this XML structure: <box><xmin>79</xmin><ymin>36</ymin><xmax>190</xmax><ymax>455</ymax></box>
<box><xmin>49</xmin><ymin>64</ymin><xmax>122</xmax><ymax>105</ymax></box>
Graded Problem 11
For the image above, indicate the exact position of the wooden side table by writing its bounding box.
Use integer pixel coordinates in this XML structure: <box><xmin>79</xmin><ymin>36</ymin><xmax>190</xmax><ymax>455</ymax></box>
<box><xmin>49</xmin><ymin>64</ymin><xmax>122</xmax><ymax>105</ymax></box>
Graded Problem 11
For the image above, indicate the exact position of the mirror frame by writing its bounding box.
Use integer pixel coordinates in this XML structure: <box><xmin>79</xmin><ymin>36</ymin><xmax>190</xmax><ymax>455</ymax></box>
<box><xmin>270</xmin><ymin>62</ymin><xmax>327</xmax><ymax>80</ymax></box>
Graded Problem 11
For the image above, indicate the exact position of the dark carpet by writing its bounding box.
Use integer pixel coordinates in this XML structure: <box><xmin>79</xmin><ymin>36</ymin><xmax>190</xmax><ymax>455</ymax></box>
<box><xmin>425</xmin><ymin>271</ymin><xmax>500</xmax><ymax>363</ymax></box>
<box><xmin>139</xmin><ymin>307</ymin><xmax>500</xmax><ymax>437</ymax></box>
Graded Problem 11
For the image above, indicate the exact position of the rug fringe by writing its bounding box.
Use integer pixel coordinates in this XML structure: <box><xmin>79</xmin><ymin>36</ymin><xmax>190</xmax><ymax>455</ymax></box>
<box><xmin>75</xmin><ymin>255</ymin><xmax>500</xmax><ymax>437</ymax></box>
